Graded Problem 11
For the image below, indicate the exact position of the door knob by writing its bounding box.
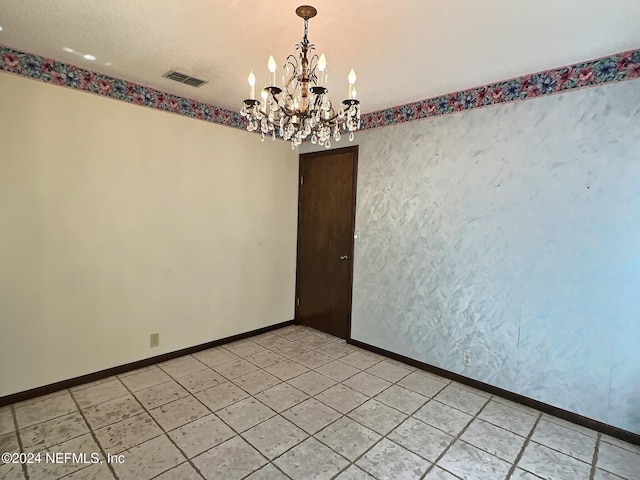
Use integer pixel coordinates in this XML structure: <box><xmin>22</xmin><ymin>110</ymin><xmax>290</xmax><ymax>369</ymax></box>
<box><xmin>339</xmin><ymin>255</ymin><xmax>350</xmax><ymax>260</ymax></box>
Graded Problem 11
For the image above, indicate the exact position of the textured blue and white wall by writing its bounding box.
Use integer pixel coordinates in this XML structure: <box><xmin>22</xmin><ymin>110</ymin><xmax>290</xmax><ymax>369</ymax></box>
<box><xmin>303</xmin><ymin>76</ymin><xmax>640</xmax><ymax>435</ymax></box>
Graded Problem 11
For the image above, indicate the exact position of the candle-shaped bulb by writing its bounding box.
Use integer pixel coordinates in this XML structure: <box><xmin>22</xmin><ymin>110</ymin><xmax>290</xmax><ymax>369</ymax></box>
<box><xmin>348</xmin><ymin>68</ymin><xmax>357</xmax><ymax>85</ymax></box>
<box><xmin>268</xmin><ymin>55</ymin><xmax>276</xmax><ymax>86</ymax></box>
<box><xmin>248</xmin><ymin>69</ymin><xmax>256</xmax><ymax>99</ymax></box>
<box><xmin>318</xmin><ymin>53</ymin><xmax>327</xmax><ymax>86</ymax></box>
<box><xmin>318</xmin><ymin>54</ymin><xmax>327</xmax><ymax>72</ymax></box>
<box><xmin>348</xmin><ymin>68</ymin><xmax>357</xmax><ymax>99</ymax></box>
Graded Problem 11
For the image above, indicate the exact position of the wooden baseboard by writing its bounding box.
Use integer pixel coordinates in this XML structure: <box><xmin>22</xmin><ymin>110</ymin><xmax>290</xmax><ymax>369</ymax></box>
<box><xmin>0</xmin><ymin>319</ymin><xmax>295</xmax><ymax>408</ymax></box>
<box><xmin>348</xmin><ymin>338</ymin><xmax>640</xmax><ymax>446</ymax></box>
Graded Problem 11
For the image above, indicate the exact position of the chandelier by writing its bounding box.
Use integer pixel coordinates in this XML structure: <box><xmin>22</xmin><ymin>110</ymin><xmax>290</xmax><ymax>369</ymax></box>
<box><xmin>240</xmin><ymin>5</ymin><xmax>361</xmax><ymax>149</ymax></box>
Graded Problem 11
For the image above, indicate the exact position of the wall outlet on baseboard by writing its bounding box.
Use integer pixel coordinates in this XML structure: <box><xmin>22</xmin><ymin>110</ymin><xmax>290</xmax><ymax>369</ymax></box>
<box><xmin>150</xmin><ymin>333</ymin><xmax>160</xmax><ymax>348</ymax></box>
<box><xmin>462</xmin><ymin>351</ymin><xmax>471</xmax><ymax>366</ymax></box>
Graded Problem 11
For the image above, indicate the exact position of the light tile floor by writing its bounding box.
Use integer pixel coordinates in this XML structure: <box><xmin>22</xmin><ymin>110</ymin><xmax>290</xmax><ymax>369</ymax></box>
<box><xmin>1</xmin><ymin>325</ymin><xmax>639</xmax><ymax>480</ymax></box>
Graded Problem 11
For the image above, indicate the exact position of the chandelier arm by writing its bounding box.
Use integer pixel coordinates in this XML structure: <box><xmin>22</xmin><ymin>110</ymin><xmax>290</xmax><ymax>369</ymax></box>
<box><xmin>285</xmin><ymin>55</ymin><xmax>299</xmax><ymax>73</ymax></box>
<box><xmin>282</xmin><ymin>91</ymin><xmax>297</xmax><ymax>115</ymax></box>
<box><xmin>317</xmin><ymin>112</ymin><xmax>342</xmax><ymax>125</ymax></box>
<box><xmin>308</xmin><ymin>53</ymin><xmax>319</xmax><ymax>84</ymax></box>
<box><xmin>262</xmin><ymin>117</ymin><xmax>285</xmax><ymax>132</ymax></box>
<box><xmin>276</xmin><ymin>101</ymin><xmax>295</xmax><ymax>118</ymax></box>
<box><xmin>284</xmin><ymin>55</ymin><xmax>299</xmax><ymax>91</ymax></box>
<box><xmin>266</xmin><ymin>90</ymin><xmax>300</xmax><ymax>118</ymax></box>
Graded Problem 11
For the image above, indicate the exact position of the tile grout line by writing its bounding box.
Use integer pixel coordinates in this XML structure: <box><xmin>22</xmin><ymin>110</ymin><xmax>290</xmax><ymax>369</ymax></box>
<box><xmin>539</xmin><ymin>415</ymin><xmax>606</xmax><ymax>439</ymax></box>
<box><xmin>285</xmin><ymin>371</ymin><xmax>406</xmax><ymax>479</ymax></box>
<box><xmin>419</xmin><ymin>395</ymin><xmax>494</xmax><ymax>480</ymax></box>
<box><xmin>198</xmin><ymin>388</ymin><xmax>289</xmax><ymax>480</ymax></box>
<box><xmin>308</xmin><ymin>390</ymin><xmax>390</xmax><ymax>479</ymax></box>
<box><xmin>239</xmin><ymin>413</ymin><xmax>310</xmax><ymax>479</ymax></box>
<box><xmin>203</xmin><ymin>410</ymin><xmax>284</xmax><ymax>480</ymax></box>
<box><xmin>145</xmin><ymin>372</ymin><xmax>289</xmax><ymax>480</ymax></box>
<box><xmin>10</xmin><ymin>404</ymin><xmax>30</xmax><ymax>480</ymax></box>
<box><xmin>405</xmin><ymin>380</ymin><xmax>464</xmax><ymax>480</ymax></box>
<box><xmin>14</xmin><ymin>376</ymin><xmax>173</xmax><ymax>436</ymax></box>
<box><xmin>114</xmin><ymin>376</ymin><xmax>208</xmax><ymax>480</ymax></box>
<box><xmin>10</xmin><ymin>389</ymin><xmax>69</xmax><ymax>406</ymax></box>
<box><xmin>504</xmin><ymin>411</ymin><xmax>543</xmax><ymax>479</ymax></box>
<box><xmin>588</xmin><ymin>432</ymin><xmax>601</xmax><ymax>480</ymax></box>
<box><xmin>511</xmin><ymin>419</ymin><xmax>603</xmax><ymax>472</ymax></box>
<box><xmin>300</xmin><ymin>396</ymin><xmax>378</xmax><ymax>477</ymax></box>
<box><xmin>273</xmin><ymin>338</ymin><xmax>482</xmax><ymax>480</ymax></box>
<box><xmin>231</xmin><ymin>330</ymin><xmax>354</xmax><ymax>478</ymax></box>
<box><xmin>323</xmin><ymin>369</ymin><xmax>454</xmax><ymax>480</ymax></box>
<box><xmin>148</xmin><ymin>364</ymin><xmax>291</xmax><ymax>479</ymax></box>
<box><xmin>166</xmin><ymin>376</ymin><xmax>284</xmax><ymax>479</ymax></box>
<box><xmin>68</xmin><ymin>390</ymin><xmax>121</xmax><ymax>480</ymax></box>
<box><xmin>152</xmin><ymin>358</ymin><xmax>299</xmax><ymax>480</ymax></box>
<box><xmin>156</xmin><ymin>355</ymin><xmax>212</xmax><ymax>382</ymax></box>
<box><xmin>418</xmin><ymin>385</ymin><xmax>599</xmax><ymax>476</ymax></box>
<box><xmin>227</xmin><ymin>336</ymin><xmax>404</xmax><ymax>479</ymax></box>
<box><xmin>9</xmin><ymin>395</ymin><xmax>76</xmax><ymax>432</ymax></box>
<box><xmin>12</xmin><ymin>390</ymin><xmax>130</xmax><ymax>469</ymax></box>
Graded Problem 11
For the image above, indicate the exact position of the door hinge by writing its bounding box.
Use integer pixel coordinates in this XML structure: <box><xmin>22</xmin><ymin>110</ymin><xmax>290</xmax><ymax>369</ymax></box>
<box><xmin>300</xmin><ymin>176</ymin><xmax>304</xmax><ymax>186</ymax></box>
<box><xmin>296</xmin><ymin>298</ymin><xmax>300</xmax><ymax>307</ymax></box>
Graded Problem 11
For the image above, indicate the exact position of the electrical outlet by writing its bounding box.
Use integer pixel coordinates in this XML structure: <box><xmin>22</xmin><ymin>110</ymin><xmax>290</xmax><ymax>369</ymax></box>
<box><xmin>150</xmin><ymin>333</ymin><xmax>159</xmax><ymax>348</ymax></box>
<box><xmin>462</xmin><ymin>351</ymin><xmax>471</xmax><ymax>366</ymax></box>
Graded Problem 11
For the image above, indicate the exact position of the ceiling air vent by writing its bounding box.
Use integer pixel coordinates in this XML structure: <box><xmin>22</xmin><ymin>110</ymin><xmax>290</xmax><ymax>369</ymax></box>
<box><xmin>163</xmin><ymin>70</ymin><xmax>208</xmax><ymax>88</ymax></box>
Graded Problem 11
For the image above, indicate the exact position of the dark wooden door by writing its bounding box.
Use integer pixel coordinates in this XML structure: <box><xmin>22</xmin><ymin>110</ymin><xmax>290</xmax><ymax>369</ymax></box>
<box><xmin>295</xmin><ymin>146</ymin><xmax>358</xmax><ymax>339</ymax></box>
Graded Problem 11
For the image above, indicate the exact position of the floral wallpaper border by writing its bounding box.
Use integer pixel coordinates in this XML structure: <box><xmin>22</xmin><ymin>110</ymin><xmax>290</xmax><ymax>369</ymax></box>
<box><xmin>0</xmin><ymin>45</ymin><xmax>247</xmax><ymax>130</ymax></box>
<box><xmin>2</xmin><ymin>44</ymin><xmax>640</xmax><ymax>133</ymax></box>
<box><xmin>360</xmin><ymin>48</ymin><xmax>640</xmax><ymax>130</ymax></box>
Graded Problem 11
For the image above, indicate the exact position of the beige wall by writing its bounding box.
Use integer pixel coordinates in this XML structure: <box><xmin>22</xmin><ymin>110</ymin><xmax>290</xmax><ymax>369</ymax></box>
<box><xmin>0</xmin><ymin>73</ymin><xmax>299</xmax><ymax>396</ymax></box>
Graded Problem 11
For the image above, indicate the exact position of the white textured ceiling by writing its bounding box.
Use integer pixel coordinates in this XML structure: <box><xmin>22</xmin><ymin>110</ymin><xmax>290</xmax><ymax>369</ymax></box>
<box><xmin>1</xmin><ymin>1</ymin><xmax>639</xmax><ymax>113</ymax></box>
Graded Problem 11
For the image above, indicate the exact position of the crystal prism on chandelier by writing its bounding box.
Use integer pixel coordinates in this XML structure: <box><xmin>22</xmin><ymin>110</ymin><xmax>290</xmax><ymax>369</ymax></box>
<box><xmin>240</xmin><ymin>5</ymin><xmax>361</xmax><ymax>149</ymax></box>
